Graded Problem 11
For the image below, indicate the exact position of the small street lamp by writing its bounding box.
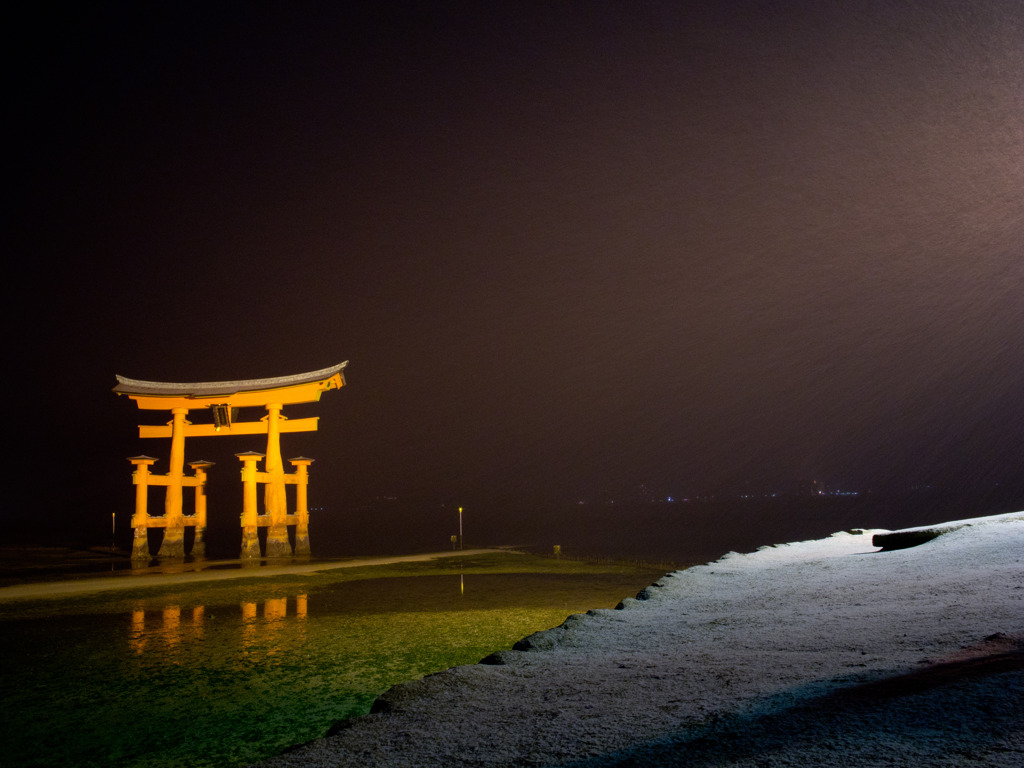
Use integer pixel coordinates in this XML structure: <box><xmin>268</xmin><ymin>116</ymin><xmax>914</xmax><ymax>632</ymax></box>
<box><xmin>458</xmin><ymin>506</ymin><xmax>463</xmax><ymax>550</ymax></box>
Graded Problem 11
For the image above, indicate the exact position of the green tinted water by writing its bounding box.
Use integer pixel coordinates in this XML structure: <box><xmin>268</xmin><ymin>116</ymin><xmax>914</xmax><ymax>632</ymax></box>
<box><xmin>0</xmin><ymin>557</ymin><xmax>661</xmax><ymax>767</ymax></box>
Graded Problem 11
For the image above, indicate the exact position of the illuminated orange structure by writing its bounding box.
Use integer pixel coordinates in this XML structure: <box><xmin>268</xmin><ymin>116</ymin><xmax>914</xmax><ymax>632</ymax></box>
<box><xmin>115</xmin><ymin>363</ymin><xmax>347</xmax><ymax>560</ymax></box>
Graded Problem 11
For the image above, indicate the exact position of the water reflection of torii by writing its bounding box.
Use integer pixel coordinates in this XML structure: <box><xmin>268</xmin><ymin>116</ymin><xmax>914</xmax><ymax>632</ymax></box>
<box><xmin>114</xmin><ymin>362</ymin><xmax>347</xmax><ymax>560</ymax></box>
<box><xmin>129</xmin><ymin>596</ymin><xmax>309</xmax><ymax>655</ymax></box>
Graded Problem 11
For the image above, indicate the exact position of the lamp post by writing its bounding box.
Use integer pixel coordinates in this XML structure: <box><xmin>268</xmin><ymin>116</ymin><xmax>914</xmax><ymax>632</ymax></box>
<box><xmin>458</xmin><ymin>507</ymin><xmax>463</xmax><ymax>550</ymax></box>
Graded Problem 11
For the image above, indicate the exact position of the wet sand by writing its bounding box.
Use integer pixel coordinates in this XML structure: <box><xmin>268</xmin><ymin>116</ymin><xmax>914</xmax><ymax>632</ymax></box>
<box><xmin>0</xmin><ymin>549</ymin><xmax>510</xmax><ymax>601</ymax></box>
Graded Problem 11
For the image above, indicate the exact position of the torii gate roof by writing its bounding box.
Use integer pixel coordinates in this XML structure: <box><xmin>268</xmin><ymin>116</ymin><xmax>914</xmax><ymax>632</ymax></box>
<box><xmin>114</xmin><ymin>362</ymin><xmax>347</xmax><ymax>410</ymax></box>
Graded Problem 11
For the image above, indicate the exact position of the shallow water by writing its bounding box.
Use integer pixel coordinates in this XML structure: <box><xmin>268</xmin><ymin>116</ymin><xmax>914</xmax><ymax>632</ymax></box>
<box><xmin>0</xmin><ymin>570</ymin><xmax>654</xmax><ymax>768</ymax></box>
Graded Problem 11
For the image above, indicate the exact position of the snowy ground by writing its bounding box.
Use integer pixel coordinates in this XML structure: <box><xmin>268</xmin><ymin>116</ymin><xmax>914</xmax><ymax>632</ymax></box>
<box><xmin>257</xmin><ymin>513</ymin><xmax>1023</xmax><ymax>767</ymax></box>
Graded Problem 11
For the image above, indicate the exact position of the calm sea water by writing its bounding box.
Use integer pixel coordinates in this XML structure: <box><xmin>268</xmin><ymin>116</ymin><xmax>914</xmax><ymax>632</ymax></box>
<box><xmin>0</xmin><ymin>569</ymin><xmax>656</xmax><ymax>768</ymax></box>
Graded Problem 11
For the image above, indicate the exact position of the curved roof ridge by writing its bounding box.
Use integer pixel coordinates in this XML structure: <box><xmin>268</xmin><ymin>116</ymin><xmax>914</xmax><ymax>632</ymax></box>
<box><xmin>113</xmin><ymin>361</ymin><xmax>347</xmax><ymax>397</ymax></box>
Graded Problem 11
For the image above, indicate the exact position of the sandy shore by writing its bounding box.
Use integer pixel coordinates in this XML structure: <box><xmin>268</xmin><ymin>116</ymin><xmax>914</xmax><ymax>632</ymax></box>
<box><xmin>0</xmin><ymin>549</ymin><xmax>508</xmax><ymax>601</ymax></box>
<box><xmin>255</xmin><ymin>513</ymin><xmax>1023</xmax><ymax>767</ymax></box>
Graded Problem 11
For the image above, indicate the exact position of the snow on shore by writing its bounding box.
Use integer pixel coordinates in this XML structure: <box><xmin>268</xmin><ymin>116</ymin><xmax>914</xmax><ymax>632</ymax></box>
<box><xmin>257</xmin><ymin>513</ymin><xmax>1023</xmax><ymax>767</ymax></box>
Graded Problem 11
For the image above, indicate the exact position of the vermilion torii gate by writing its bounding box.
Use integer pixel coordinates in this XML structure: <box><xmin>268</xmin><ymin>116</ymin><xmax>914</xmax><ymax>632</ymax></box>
<box><xmin>114</xmin><ymin>362</ymin><xmax>347</xmax><ymax>560</ymax></box>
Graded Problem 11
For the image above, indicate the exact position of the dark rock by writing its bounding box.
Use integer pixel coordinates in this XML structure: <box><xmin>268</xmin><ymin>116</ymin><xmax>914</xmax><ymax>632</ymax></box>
<box><xmin>479</xmin><ymin>650</ymin><xmax>517</xmax><ymax>665</ymax></box>
<box><xmin>872</xmin><ymin>525</ymin><xmax>966</xmax><ymax>551</ymax></box>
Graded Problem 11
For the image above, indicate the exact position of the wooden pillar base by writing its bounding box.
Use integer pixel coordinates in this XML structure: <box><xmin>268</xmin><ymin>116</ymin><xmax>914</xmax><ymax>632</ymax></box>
<box><xmin>157</xmin><ymin>524</ymin><xmax>186</xmax><ymax>558</ymax></box>
<box><xmin>131</xmin><ymin>527</ymin><xmax>151</xmax><ymax>560</ymax></box>
<box><xmin>240</xmin><ymin>528</ymin><xmax>261</xmax><ymax>559</ymax></box>
<box><xmin>265</xmin><ymin>526</ymin><xmax>292</xmax><ymax>557</ymax></box>
<box><xmin>192</xmin><ymin>528</ymin><xmax>206</xmax><ymax>559</ymax></box>
<box><xmin>293</xmin><ymin>530</ymin><xmax>310</xmax><ymax>556</ymax></box>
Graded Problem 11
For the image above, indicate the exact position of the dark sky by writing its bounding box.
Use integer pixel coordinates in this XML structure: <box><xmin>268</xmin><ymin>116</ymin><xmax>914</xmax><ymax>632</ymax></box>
<box><xmin>7</xmin><ymin>1</ymin><xmax>1023</xmax><ymax>543</ymax></box>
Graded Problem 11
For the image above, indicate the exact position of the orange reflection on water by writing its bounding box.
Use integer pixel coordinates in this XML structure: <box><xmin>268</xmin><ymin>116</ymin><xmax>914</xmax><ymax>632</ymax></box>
<box><xmin>241</xmin><ymin>601</ymin><xmax>257</xmax><ymax>622</ymax></box>
<box><xmin>129</xmin><ymin>595</ymin><xmax>308</xmax><ymax>655</ymax></box>
<box><xmin>190</xmin><ymin>606</ymin><xmax>204</xmax><ymax>641</ymax></box>
<box><xmin>129</xmin><ymin>605</ymin><xmax>186</xmax><ymax>653</ymax></box>
<box><xmin>240</xmin><ymin>595</ymin><xmax>309</xmax><ymax>653</ymax></box>
<box><xmin>130</xmin><ymin>610</ymin><xmax>146</xmax><ymax>654</ymax></box>
<box><xmin>264</xmin><ymin>597</ymin><xmax>287</xmax><ymax>621</ymax></box>
<box><xmin>161</xmin><ymin>606</ymin><xmax>181</xmax><ymax>647</ymax></box>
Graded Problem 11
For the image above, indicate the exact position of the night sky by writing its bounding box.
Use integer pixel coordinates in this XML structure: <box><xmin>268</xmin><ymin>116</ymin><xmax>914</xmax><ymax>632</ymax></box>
<box><xmin>8</xmin><ymin>2</ymin><xmax>1023</xmax><ymax>552</ymax></box>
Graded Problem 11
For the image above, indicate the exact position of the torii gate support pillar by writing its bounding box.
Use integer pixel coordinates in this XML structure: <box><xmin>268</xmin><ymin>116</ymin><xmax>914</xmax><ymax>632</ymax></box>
<box><xmin>188</xmin><ymin>460</ymin><xmax>214</xmax><ymax>559</ymax></box>
<box><xmin>290</xmin><ymin>458</ymin><xmax>314</xmax><ymax>556</ymax></box>
<box><xmin>238</xmin><ymin>452</ymin><xmax>263</xmax><ymax>560</ymax></box>
<box><xmin>129</xmin><ymin>456</ymin><xmax>157</xmax><ymax>560</ymax></box>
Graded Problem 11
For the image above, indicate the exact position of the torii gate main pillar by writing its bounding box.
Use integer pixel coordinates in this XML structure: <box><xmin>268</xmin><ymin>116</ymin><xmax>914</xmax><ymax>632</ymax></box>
<box><xmin>159</xmin><ymin>407</ymin><xmax>189</xmax><ymax>558</ymax></box>
<box><xmin>263</xmin><ymin>403</ymin><xmax>291</xmax><ymax>557</ymax></box>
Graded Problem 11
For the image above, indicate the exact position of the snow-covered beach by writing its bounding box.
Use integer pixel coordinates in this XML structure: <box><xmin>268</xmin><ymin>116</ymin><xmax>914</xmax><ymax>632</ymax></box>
<box><xmin>257</xmin><ymin>512</ymin><xmax>1023</xmax><ymax>767</ymax></box>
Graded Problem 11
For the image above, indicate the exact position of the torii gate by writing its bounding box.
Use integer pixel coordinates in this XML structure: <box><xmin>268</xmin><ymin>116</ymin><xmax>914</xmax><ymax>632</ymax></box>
<box><xmin>114</xmin><ymin>362</ymin><xmax>347</xmax><ymax>560</ymax></box>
